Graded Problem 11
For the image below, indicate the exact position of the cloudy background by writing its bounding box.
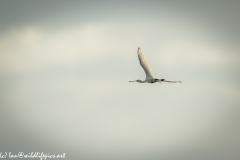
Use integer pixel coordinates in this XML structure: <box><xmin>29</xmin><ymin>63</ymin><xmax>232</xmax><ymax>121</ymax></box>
<box><xmin>0</xmin><ymin>0</ymin><xmax>240</xmax><ymax>160</ymax></box>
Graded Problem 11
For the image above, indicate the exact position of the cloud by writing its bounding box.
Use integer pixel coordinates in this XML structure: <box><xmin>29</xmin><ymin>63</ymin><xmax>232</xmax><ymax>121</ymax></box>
<box><xmin>0</xmin><ymin>24</ymin><xmax>112</xmax><ymax>73</ymax></box>
<box><xmin>0</xmin><ymin>20</ymin><xmax>240</xmax><ymax>159</ymax></box>
<box><xmin>1</xmin><ymin>20</ymin><xmax>239</xmax><ymax>75</ymax></box>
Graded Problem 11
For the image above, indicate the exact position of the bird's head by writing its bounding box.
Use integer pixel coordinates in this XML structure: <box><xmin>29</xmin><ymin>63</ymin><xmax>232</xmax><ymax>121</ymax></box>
<box><xmin>129</xmin><ymin>79</ymin><xmax>145</xmax><ymax>83</ymax></box>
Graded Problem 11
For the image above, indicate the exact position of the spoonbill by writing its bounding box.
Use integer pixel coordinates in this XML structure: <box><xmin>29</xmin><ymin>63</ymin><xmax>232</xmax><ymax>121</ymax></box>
<box><xmin>129</xmin><ymin>47</ymin><xmax>181</xmax><ymax>84</ymax></box>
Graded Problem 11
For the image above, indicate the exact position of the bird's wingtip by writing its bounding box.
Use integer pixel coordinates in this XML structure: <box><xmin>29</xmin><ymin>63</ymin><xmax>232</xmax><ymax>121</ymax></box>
<box><xmin>138</xmin><ymin>47</ymin><xmax>141</xmax><ymax>51</ymax></box>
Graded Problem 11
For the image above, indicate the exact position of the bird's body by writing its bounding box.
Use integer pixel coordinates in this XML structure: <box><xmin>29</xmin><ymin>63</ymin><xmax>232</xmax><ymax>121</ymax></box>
<box><xmin>129</xmin><ymin>47</ymin><xmax>181</xmax><ymax>84</ymax></box>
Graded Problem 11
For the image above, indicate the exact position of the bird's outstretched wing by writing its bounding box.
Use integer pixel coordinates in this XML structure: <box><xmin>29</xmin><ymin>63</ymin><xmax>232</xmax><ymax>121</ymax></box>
<box><xmin>137</xmin><ymin>47</ymin><xmax>154</xmax><ymax>79</ymax></box>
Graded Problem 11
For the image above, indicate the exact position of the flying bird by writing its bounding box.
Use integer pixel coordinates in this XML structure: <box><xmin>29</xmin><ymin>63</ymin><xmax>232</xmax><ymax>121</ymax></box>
<box><xmin>129</xmin><ymin>47</ymin><xmax>181</xmax><ymax>84</ymax></box>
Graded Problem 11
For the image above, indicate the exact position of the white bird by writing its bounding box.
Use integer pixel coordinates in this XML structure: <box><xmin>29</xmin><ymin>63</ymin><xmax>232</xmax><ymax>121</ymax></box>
<box><xmin>129</xmin><ymin>47</ymin><xmax>181</xmax><ymax>84</ymax></box>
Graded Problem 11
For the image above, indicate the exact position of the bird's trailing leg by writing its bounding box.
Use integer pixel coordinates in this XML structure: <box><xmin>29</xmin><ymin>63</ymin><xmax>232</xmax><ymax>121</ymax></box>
<box><xmin>161</xmin><ymin>79</ymin><xmax>182</xmax><ymax>83</ymax></box>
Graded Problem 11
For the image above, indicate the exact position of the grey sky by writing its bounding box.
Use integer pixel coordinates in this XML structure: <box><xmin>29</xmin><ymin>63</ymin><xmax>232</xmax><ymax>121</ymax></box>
<box><xmin>0</xmin><ymin>1</ymin><xmax>240</xmax><ymax>160</ymax></box>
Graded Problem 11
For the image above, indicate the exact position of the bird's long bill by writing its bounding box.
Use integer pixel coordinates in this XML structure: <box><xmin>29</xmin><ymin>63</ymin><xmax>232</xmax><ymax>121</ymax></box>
<box><xmin>163</xmin><ymin>80</ymin><xmax>182</xmax><ymax>83</ymax></box>
<box><xmin>129</xmin><ymin>80</ymin><xmax>137</xmax><ymax>82</ymax></box>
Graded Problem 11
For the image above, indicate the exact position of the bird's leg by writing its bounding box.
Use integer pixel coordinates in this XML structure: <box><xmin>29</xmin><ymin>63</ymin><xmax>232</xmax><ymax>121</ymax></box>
<box><xmin>163</xmin><ymin>80</ymin><xmax>182</xmax><ymax>83</ymax></box>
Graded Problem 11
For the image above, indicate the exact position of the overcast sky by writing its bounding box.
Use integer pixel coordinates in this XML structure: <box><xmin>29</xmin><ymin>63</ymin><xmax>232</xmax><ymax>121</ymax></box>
<box><xmin>0</xmin><ymin>1</ymin><xmax>240</xmax><ymax>160</ymax></box>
